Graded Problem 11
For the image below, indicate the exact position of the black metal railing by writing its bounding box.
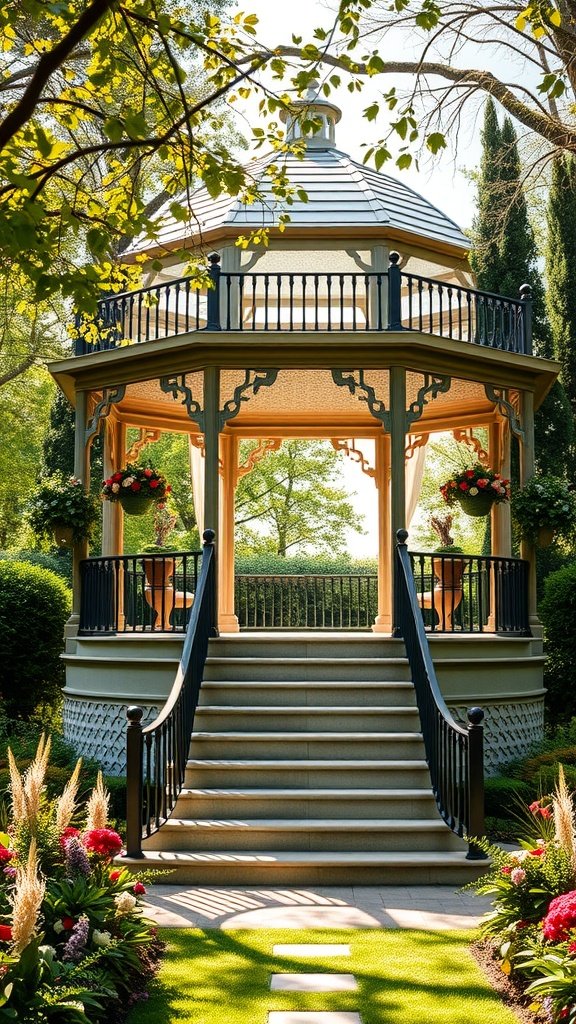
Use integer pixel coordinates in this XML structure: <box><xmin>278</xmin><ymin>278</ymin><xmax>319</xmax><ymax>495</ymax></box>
<box><xmin>409</xmin><ymin>551</ymin><xmax>530</xmax><ymax>635</ymax></box>
<box><xmin>125</xmin><ymin>530</ymin><xmax>216</xmax><ymax>858</ymax></box>
<box><xmin>235</xmin><ymin>573</ymin><xmax>378</xmax><ymax>630</ymax></box>
<box><xmin>74</xmin><ymin>251</ymin><xmax>533</xmax><ymax>356</ymax></box>
<box><xmin>395</xmin><ymin>530</ymin><xmax>486</xmax><ymax>856</ymax></box>
<box><xmin>78</xmin><ymin>550</ymin><xmax>202</xmax><ymax>635</ymax></box>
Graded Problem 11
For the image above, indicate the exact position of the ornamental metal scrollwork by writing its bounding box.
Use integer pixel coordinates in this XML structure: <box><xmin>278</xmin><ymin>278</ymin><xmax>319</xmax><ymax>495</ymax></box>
<box><xmin>484</xmin><ymin>385</ymin><xmax>525</xmax><ymax>440</ymax></box>
<box><xmin>405</xmin><ymin>374</ymin><xmax>451</xmax><ymax>429</ymax></box>
<box><xmin>219</xmin><ymin>369</ymin><xmax>278</xmax><ymax>429</ymax></box>
<box><xmin>331</xmin><ymin>369</ymin><xmax>390</xmax><ymax>431</ymax></box>
<box><xmin>85</xmin><ymin>385</ymin><xmax>126</xmax><ymax>444</ymax></box>
<box><xmin>160</xmin><ymin>374</ymin><xmax>204</xmax><ymax>431</ymax></box>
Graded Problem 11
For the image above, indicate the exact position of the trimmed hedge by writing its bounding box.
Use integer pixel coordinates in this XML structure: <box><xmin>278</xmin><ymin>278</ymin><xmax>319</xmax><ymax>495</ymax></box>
<box><xmin>235</xmin><ymin>553</ymin><xmax>378</xmax><ymax>575</ymax></box>
<box><xmin>0</xmin><ymin>561</ymin><xmax>71</xmax><ymax>718</ymax></box>
<box><xmin>540</xmin><ymin>562</ymin><xmax>576</xmax><ymax>725</ymax></box>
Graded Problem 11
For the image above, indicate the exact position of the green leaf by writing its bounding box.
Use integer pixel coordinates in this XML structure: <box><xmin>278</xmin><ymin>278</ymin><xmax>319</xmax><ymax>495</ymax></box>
<box><xmin>396</xmin><ymin>153</ymin><xmax>412</xmax><ymax>170</ymax></box>
<box><xmin>103</xmin><ymin>118</ymin><xmax>124</xmax><ymax>143</ymax></box>
<box><xmin>426</xmin><ymin>132</ymin><xmax>447</xmax><ymax>154</ymax></box>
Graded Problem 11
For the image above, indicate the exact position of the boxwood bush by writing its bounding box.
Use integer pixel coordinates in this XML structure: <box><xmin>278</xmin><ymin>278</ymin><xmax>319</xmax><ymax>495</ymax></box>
<box><xmin>540</xmin><ymin>561</ymin><xmax>576</xmax><ymax>725</ymax></box>
<box><xmin>0</xmin><ymin>561</ymin><xmax>71</xmax><ymax>718</ymax></box>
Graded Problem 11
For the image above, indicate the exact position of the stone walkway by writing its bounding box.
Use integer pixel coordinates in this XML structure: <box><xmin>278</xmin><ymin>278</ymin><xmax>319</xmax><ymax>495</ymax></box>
<box><xmin>143</xmin><ymin>883</ymin><xmax>489</xmax><ymax>930</ymax></box>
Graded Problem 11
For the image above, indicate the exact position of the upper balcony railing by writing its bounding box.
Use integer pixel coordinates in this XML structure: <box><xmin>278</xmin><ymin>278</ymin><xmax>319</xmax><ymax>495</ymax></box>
<box><xmin>74</xmin><ymin>251</ymin><xmax>533</xmax><ymax>357</ymax></box>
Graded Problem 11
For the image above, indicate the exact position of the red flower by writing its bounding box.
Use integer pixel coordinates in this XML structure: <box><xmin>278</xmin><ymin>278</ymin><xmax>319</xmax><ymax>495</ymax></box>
<box><xmin>543</xmin><ymin>891</ymin><xmax>576</xmax><ymax>941</ymax></box>
<box><xmin>143</xmin><ymin>469</ymin><xmax>153</xmax><ymax>477</ymax></box>
<box><xmin>0</xmin><ymin>846</ymin><xmax>13</xmax><ymax>863</ymax></box>
<box><xmin>529</xmin><ymin>800</ymin><xmax>541</xmax><ymax>814</ymax></box>
<box><xmin>458</xmin><ymin>482</ymin><xmax>469</xmax><ymax>491</ymax></box>
<box><xmin>465</xmin><ymin>470</ymin><xmax>475</xmax><ymax>478</ymax></box>
<box><xmin>113</xmin><ymin>472</ymin><xmax>123</xmax><ymax>481</ymax></box>
<box><xmin>83</xmin><ymin>828</ymin><xmax>123</xmax><ymax>858</ymax></box>
<box><xmin>109</xmin><ymin>869</ymin><xmax>121</xmax><ymax>882</ymax></box>
<box><xmin>569</xmin><ymin>942</ymin><xmax>576</xmax><ymax>955</ymax></box>
<box><xmin>130</xmin><ymin>481</ymin><xmax>142</xmax><ymax>491</ymax></box>
<box><xmin>62</xmin><ymin>916</ymin><xmax>75</xmax><ymax>930</ymax></box>
<box><xmin>133</xmin><ymin>881</ymin><xmax>146</xmax><ymax>895</ymax></box>
<box><xmin>0</xmin><ymin>925</ymin><xmax>12</xmax><ymax>942</ymax></box>
<box><xmin>166</xmin><ymin>485</ymin><xmax>172</xmax><ymax>493</ymax></box>
<box><xmin>539</xmin><ymin>807</ymin><xmax>552</xmax><ymax>819</ymax></box>
<box><xmin>149</xmin><ymin>479</ymin><xmax>159</xmax><ymax>489</ymax></box>
<box><xmin>530</xmin><ymin>847</ymin><xmax>546</xmax><ymax>857</ymax></box>
<box><xmin>559</xmin><ymin>1009</ymin><xmax>570</xmax><ymax>1020</ymax></box>
<box><xmin>517</xmin><ymin>920</ymin><xmax>530</xmax><ymax>929</ymax></box>
<box><xmin>501</xmin><ymin>865</ymin><xmax>512</xmax><ymax>875</ymax></box>
<box><xmin>105</xmin><ymin>478</ymin><xmax>113</xmax><ymax>487</ymax></box>
<box><xmin>59</xmin><ymin>827</ymin><xmax>80</xmax><ymax>850</ymax></box>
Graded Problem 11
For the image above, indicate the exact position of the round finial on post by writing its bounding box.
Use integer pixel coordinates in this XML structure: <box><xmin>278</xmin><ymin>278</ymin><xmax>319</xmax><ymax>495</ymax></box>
<box><xmin>519</xmin><ymin>283</ymin><xmax>532</xmax><ymax>300</ymax></box>
<box><xmin>389</xmin><ymin>251</ymin><xmax>400</xmax><ymax>266</ymax></box>
<box><xmin>396</xmin><ymin>528</ymin><xmax>409</xmax><ymax>546</ymax></box>
<box><xmin>467</xmin><ymin>706</ymin><xmax>484</xmax><ymax>726</ymax></box>
<box><xmin>203</xmin><ymin>528</ymin><xmax>216</xmax><ymax>545</ymax></box>
<box><xmin>208</xmin><ymin>252</ymin><xmax>221</xmax><ymax>266</ymax></box>
<box><xmin>126</xmin><ymin>705</ymin><xmax>143</xmax><ymax>725</ymax></box>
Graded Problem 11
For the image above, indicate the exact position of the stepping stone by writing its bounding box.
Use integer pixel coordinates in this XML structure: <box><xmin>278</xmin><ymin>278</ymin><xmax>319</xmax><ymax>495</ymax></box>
<box><xmin>268</xmin><ymin>1015</ymin><xmax>361</xmax><ymax>1024</ymax></box>
<box><xmin>270</xmin><ymin>974</ymin><xmax>358</xmax><ymax>992</ymax></box>
<box><xmin>273</xmin><ymin>944</ymin><xmax>351</xmax><ymax>957</ymax></box>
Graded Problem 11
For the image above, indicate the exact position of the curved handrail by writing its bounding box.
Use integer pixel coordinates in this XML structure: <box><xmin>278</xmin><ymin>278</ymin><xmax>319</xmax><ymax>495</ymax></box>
<box><xmin>125</xmin><ymin>529</ymin><xmax>216</xmax><ymax>857</ymax></box>
<box><xmin>394</xmin><ymin>530</ymin><xmax>486</xmax><ymax>858</ymax></box>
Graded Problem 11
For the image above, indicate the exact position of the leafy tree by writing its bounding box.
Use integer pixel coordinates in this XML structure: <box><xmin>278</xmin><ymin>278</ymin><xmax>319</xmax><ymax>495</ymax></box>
<box><xmin>235</xmin><ymin>440</ymin><xmax>363</xmax><ymax>557</ymax></box>
<box><xmin>42</xmin><ymin>391</ymin><xmax>75</xmax><ymax>477</ymax></box>
<box><xmin>546</xmin><ymin>154</ymin><xmax>576</xmax><ymax>408</ymax></box>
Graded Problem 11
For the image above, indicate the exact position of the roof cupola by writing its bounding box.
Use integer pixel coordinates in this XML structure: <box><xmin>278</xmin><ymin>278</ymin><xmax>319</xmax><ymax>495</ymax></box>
<box><xmin>280</xmin><ymin>83</ymin><xmax>342</xmax><ymax>150</ymax></box>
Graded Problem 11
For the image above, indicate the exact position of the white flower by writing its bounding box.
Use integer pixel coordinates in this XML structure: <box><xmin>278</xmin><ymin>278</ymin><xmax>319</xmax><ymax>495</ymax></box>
<box><xmin>93</xmin><ymin>929</ymin><xmax>112</xmax><ymax>947</ymax></box>
<box><xmin>111</xmin><ymin>483</ymin><xmax>120</xmax><ymax>493</ymax></box>
<box><xmin>469</xmin><ymin>487</ymin><xmax>478</xmax><ymax>496</ymax></box>
<box><xmin>114</xmin><ymin>891</ymin><xmax>137</xmax><ymax>914</ymax></box>
<box><xmin>509</xmin><ymin>850</ymin><xmax>530</xmax><ymax>864</ymax></box>
<box><xmin>122</xmin><ymin>477</ymin><xmax>134</xmax><ymax>488</ymax></box>
<box><xmin>53</xmin><ymin>920</ymin><xmax>65</xmax><ymax>934</ymax></box>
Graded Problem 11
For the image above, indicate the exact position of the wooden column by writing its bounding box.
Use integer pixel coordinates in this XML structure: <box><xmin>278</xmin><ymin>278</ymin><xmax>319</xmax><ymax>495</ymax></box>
<box><xmin>219</xmin><ymin>433</ymin><xmax>240</xmax><ymax>632</ymax></box>
<box><xmin>373</xmin><ymin>433</ymin><xmax>391</xmax><ymax>632</ymax></box>
<box><xmin>203</xmin><ymin>367</ymin><xmax>220</xmax><ymax>633</ymax></box>
<box><xmin>519</xmin><ymin>390</ymin><xmax>539</xmax><ymax>632</ymax></box>
<box><xmin>389</xmin><ymin>366</ymin><xmax>406</xmax><ymax>631</ymax></box>
<box><xmin>489</xmin><ymin>421</ymin><xmax>512</xmax><ymax>557</ymax></box>
<box><xmin>101</xmin><ymin>418</ymin><xmax>125</xmax><ymax>556</ymax></box>
<box><xmin>67</xmin><ymin>390</ymin><xmax>90</xmax><ymax>640</ymax></box>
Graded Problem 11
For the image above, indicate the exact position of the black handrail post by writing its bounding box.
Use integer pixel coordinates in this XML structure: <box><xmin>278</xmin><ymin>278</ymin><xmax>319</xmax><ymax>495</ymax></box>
<box><xmin>466</xmin><ymin>706</ymin><xmax>487</xmax><ymax>859</ymax></box>
<box><xmin>387</xmin><ymin>251</ymin><xmax>403</xmax><ymax>330</ymax></box>
<box><xmin>519</xmin><ymin>283</ymin><xmax>533</xmax><ymax>355</ymax></box>
<box><xmin>202</xmin><ymin>528</ymin><xmax>218</xmax><ymax>636</ymax></box>
<box><xmin>393</xmin><ymin>528</ymin><xmax>409</xmax><ymax>636</ymax></box>
<box><xmin>125</xmin><ymin>705</ymin><xmax>144</xmax><ymax>858</ymax></box>
<box><xmin>206</xmin><ymin>253</ymin><xmax>222</xmax><ymax>331</ymax></box>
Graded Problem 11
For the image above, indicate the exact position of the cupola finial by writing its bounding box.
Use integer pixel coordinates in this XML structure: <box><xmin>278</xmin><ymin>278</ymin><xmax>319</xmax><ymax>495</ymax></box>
<box><xmin>280</xmin><ymin>82</ymin><xmax>342</xmax><ymax>150</ymax></box>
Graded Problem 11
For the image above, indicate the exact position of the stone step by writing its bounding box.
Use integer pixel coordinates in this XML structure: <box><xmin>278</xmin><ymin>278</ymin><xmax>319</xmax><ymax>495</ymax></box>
<box><xmin>209</xmin><ymin>633</ymin><xmax>407</xmax><ymax>660</ymax></box>
<box><xmin>188</xmin><ymin>731</ymin><xmax>425</xmax><ymax>759</ymax></box>
<box><xmin>184</xmin><ymin>758</ymin><xmax>431</xmax><ymax>788</ymax></box>
<box><xmin>198</xmin><ymin>679</ymin><xmax>416</xmax><ymax>707</ymax></box>
<box><xmin>121</xmin><ymin>849</ymin><xmax>485</xmax><ymax>885</ymax></box>
<box><xmin>173</xmin><ymin>787</ymin><xmax>438</xmax><ymax>819</ymax></box>
<box><xmin>203</xmin><ymin>657</ymin><xmax>411</xmax><ymax>683</ymax></box>
<box><xmin>194</xmin><ymin>706</ymin><xmax>420</xmax><ymax>732</ymax></box>
<box><xmin>143</xmin><ymin>817</ymin><xmax>464</xmax><ymax>852</ymax></box>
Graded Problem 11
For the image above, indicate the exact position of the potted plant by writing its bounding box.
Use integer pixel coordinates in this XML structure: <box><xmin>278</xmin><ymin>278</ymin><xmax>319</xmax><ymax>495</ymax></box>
<box><xmin>512</xmin><ymin>475</ymin><xmax>576</xmax><ymax>546</ymax></box>
<box><xmin>101</xmin><ymin>463</ymin><xmax>170</xmax><ymax>515</ymax></box>
<box><xmin>440</xmin><ymin>463</ymin><xmax>510</xmax><ymax>517</ymax></box>
<box><xmin>28</xmin><ymin>475</ymin><xmax>99</xmax><ymax>546</ymax></box>
<box><xmin>430</xmin><ymin>514</ymin><xmax>467</xmax><ymax>588</ymax></box>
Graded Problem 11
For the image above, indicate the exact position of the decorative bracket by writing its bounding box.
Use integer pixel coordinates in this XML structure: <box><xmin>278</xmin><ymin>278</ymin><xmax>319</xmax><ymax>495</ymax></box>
<box><xmin>331</xmin><ymin>369</ymin><xmax>390</xmax><ymax>431</ymax></box>
<box><xmin>452</xmin><ymin>429</ymin><xmax>489</xmax><ymax>465</ymax></box>
<box><xmin>125</xmin><ymin>429</ymin><xmax>161</xmax><ymax>463</ymax></box>
<box><xmin>160</xmin><ymin>374</ymin><xmax>204</xmax><ymax>431</ymax></box>
<box><xmin>330</xmin><ymin>438</ymin><xmax>375</xmax><ymax>479</ymax></box>
<box><xmin>219</xmin><ymin>369</ymin><xmax>278</xmax><ymax>429</ymax></box>
<box><xmin>405</xmin><ymin>434</ymin><xmax>427</xmax><ymax>461</ymax></box>
<box><xmin>406</xmin><ymin>374</ymin><xmax>451</xmax><ymax>430</ymax></box>
<box><xmin>85</xmin><ymin>385</ymin><xmax>126</xmax><ymax>445</ymax></box>
<box><xmin>237</xmin><ymin>438</ymin><xmax>283</xmax><ymax>482</ymax></box>
<box><xmin>484</xmin><ymin>385</ymin><xmax>525</xmax><ymax>440</ymax></box>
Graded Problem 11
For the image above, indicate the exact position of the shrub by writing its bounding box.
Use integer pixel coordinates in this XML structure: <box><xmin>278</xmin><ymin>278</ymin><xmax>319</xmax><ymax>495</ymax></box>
<box><xmin>484</xmin><ymin>776</ymin><xmax>532</xmax><ymax>818</ymax></box>
<box><xmin>512</xmin><ymin>475</ymin><xmax>576</xmax><ymax>544</ymax></box>
<box><xmin>0</xmin><ymin>561</ymin><xmax>71</xmax><ymax>718</ymax></box>
<box><xmin>541</xmin><ymin>563</ymin><xmax>576</xmax><ymax>725</ymax></box>
<box><xmin>0</xmin><ymin>548</ymin><xmax>72</xmax><ymax>582</ymax></box>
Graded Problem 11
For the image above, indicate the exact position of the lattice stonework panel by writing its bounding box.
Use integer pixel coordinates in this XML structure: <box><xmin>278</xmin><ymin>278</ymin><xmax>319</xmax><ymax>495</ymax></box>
<box><xmin>447</xmin><ymin>699</ymin><xmax>545</xmax><ymax>777</ymax></box>
<box><xmin>63</xmin><ymin>698</ymin><xmax>160</xmax><ymax>776</ymax></box>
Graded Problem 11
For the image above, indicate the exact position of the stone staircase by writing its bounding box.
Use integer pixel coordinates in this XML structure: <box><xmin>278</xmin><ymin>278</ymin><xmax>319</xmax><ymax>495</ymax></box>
<box><xmin>133</xmin><ymin>633</ymin><xmax>483</xmax><ymax>884</ymax></box>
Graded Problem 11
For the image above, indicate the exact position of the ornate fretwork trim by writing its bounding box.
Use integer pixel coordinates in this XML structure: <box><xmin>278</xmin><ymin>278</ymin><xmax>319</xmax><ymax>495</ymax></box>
<box><xmin>160</xmin><ymin>374</ymin><xmax>204</xmax><ymax>430</ymax></box>
<box><xmin>484</xmin><ymin>385</ymin><xmax>525</xmax><ymax>440</ymax></box>
<box><xmin>125</xmin><ymin>429</ymin><xmax>161</xmax><ymax>463</ymax></box>
<box><xmin>85</xmin><ymin>386</ymin><xmax>126</xmax><ymax>444</ymax></box>
<box><xmin>452</xmin><ymin>429</ymin><xmax>489</xmax><ymax>465</ymax></box>
<box><xmin>237</xmin><ymin>438</ymin><xmax>282</xmax><ymax>481</ymax></box>
<box><xmin>219</xmin><ymin>369</ymin><xmax>279</xmax><ymax>429</ymax></box>
<box><xmin>405</xmin><ymin>434</ymin><xmax>427</xmax><ymax>461</ymax></box>
<box><xmin>406</xmin><ymin>374</ymin><xmax>451</xmax><ymax>430</ymax></box>
<box><xmin>330</xmin><ymin>438</ymin><xmax>376</xmax><ymax>479</ymax></box>
<box><xmin>189</xmin><ymin>433</ymin><xmax>205</xmax><ymax>457</ymax></box>
<box><xmin>331</xmin><ymin>369</ymin><xmax>390</xmax><ymax>431</ymax></box>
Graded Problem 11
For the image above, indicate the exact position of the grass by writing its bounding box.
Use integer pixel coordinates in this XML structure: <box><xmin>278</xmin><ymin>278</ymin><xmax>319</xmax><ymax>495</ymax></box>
<box><xmin>129</xmin><ymin>928</ymin><xmax>520</xmax><ymax>1024</ymax></box>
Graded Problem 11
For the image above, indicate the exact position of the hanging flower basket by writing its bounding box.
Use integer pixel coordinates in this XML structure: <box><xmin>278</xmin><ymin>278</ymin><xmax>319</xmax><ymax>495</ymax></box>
<box><xmin>537</xmin><ymin>525</ymin><xmax>556</xmax><ymax>547</ymax></box>
<box><xmin>440</xmin><ymin>463</ymin><xmax>510</xmax><ymax>518</ymax></box>
<box><xmin>52</xmin><ymin>523</ymin><xmax>75</xmax><ymax>547</ymax></box>
<box><xmin>102</xmin><ymin>464</ymin><xmax>171</xmax><ymax>515</ymax></box>
<box><xmin>27</xmin><ymin>475</ymin><xmax>99</xmax><ymax>545</ymax></box>
<box><xmin>511</xmin><ymin>475</ymin><xmax>576</xmax><ymax>545</ymax></box>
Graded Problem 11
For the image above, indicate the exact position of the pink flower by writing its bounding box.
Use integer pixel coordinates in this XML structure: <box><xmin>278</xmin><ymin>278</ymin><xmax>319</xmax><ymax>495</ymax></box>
<box><xmin>133</xmin><ymin>881</ymin><xmax>146</xmax><ymax>895</ymax></box>
<box><xmin>143</xmin><ymin>469</ymin><xmax>153</xmax><ymax>477</ymax></box>
<box><xmin>501</xmin><ymin>865</ymin><xmax>512</xmax><ymax>875</ymax></box>
<box><xmin>59</xmin><ymin>827</ymin><xmax>81</xmax><ymax>850</ymax></box>
<box><xmin>543</xmin><ymin>891</ymin><xmax>576</xmax><ymax>941</ymax></box>
<box><xmin>510</xmin><ymin>867</ymin><xmax>526</xmax><ymax>886</ymax></box>
<box><xmin>83</xmin><ymin>828</ymin><xmax>123</xmax><ymax>859</ymax></box>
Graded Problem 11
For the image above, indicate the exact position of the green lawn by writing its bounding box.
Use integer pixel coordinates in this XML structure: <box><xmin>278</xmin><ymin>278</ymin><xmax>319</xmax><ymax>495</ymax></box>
<box><xmin>129</xmin><ymin>928</ymin><xmax>519</xmax><ymax>1024</ymax></box>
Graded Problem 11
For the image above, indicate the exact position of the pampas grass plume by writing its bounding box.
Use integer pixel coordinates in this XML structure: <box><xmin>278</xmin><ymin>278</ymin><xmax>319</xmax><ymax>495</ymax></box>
<box><xmin>11</xmin><ymin>839</ymin><xmax>45</xmax><ymax>953</ymax></box>
<box><xmin>55</xmin><ymin>758</ymin><xmax>83</xmax><ymax>832</ymax></box>
<box><xmin>553</xmin><ymin>764</ymin><xmax>576</xmax><ymax>872</ymax></box>
<box><xmin>85</xmin><ymin>771</ymin><xmax>110</xmax><ymax>831</ymax></box>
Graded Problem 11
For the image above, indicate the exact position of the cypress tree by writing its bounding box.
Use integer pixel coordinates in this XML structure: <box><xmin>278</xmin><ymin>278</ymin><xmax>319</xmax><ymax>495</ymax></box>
<box><xmin>42</xmin><ymin>391</ymin><xmax>75</xmax><ymax>477</ymax></box>
<box><xmin>470</xmin><ymin>98</ymin><xmax>505</xmax><ymax>293</ymax></box>
<box><xmin>546</xmin><ymin>155</ymin><xmax>576</xmax><ymax>408</ymax></box>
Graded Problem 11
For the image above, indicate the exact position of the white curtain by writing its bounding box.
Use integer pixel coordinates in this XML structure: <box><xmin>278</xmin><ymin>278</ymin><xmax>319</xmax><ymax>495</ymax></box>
<box><xmin>189</xmin><ymin>438</ymin><xmax>204</xmax><ymax>537</ymax></box>
<box><xmin>405</xmin><ymin>442</ymin><xmax>427</xmax><ymax>527</ymax></box>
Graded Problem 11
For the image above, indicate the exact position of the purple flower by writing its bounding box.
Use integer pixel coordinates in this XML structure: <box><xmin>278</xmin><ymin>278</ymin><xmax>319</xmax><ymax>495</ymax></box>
<box><xmin>62</xmin><ymin>916</ymin><xmax>89</xmax><ymax>962</ymax></box>
<box><xmin>2</xmin><ymin>866</ymin><xmax>16</xmax><ymax>878</ymax></box>
<box><xmin>64</xmin><ymin>837</ymin><xmax>91</xmax><ymax>878</ymax></box>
